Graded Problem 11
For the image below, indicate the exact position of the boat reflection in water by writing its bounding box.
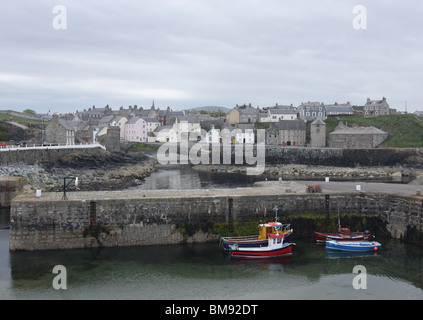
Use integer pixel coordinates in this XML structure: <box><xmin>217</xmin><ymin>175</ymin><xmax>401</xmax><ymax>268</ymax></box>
<box><xmin>325</xmin><ymin>250</ymin><xmax>381</xmax><ymax>259</ymax></box>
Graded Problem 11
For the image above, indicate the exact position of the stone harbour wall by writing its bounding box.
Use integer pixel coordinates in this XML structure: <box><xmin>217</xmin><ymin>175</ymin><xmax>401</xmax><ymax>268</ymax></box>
<box><xmin>0</xmin><ymin>146</ymin><xmax>106</xmax><ymax>166</ymax></box>
<box><xmin>9</xmin><ymin>189</ymin><xmax>423</xmax><ymax>251</ymax></box>
<box><xmin>264</xmin><ymin>147</ymin><xmax>423</xmax><ymax>167</ymax></box>
<box><xmin>0</xmin><ymin>177</ymin><xmax>23</xmax><ymax>208</ymax></box>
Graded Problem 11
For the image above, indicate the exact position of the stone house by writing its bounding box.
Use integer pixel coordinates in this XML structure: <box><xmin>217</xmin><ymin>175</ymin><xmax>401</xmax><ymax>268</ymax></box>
<box><xmin>98</xmin><ymin>115</ymin><xmax>128</xmax><ymax>140</ymax></box>
<box><xmin>78</xmin><ymin>123</ymin><xmax>95</xmax><ymax>143</ymax></box>
<box><xmin>227</xmin><ymin>104</ymin><xmax>259</xmax><ymax>124</ymax></box>
<box><xmin>97</xmin><ymin>126</ymin><xmax>121</xmax><ymax>152</ymax></box>
<box><xmin>265</xmin><ymin>120</ymin><xmax>306</xmax><ymax>146</ymax></box>
<box><xmin>260</xmin><ymin>106</ymin><xmax>297</xmax><ymax>122</ymax></box>
<box><xmin>329</xmin><ymin>122</ymin><xmax>389</xmax><ymax>148</ymax></box>
<box><xmin>363</xmin><ymin>97</ymin><xmax>390</xmax><ymax>117</ymax></box>
<box><xmin>297</xmin><ymin>101</ymin><xmax>327</xmax><ymax>121</ymax></box>
<box><xmin>124</xmin><ymin>117</ymin><xmax>147</xmax><ymax>142</ymax></box>
<box><xmin>152</xmin><ymin>125</ymin><xmax>178</xmax><ymax>143</ymax></box>
<box><xmin>173</xmin><ymin>116</ymin><xmax>202</xmax><ymax>142</ymax></box>
<box><xmin>143</xmin><ymin>117</ymin><xmax>161</xmax><ymax>133</ymax></box>
<box><xmin>45</xmin><ymin>114</ymin><xmax>75</xmax><ymax>145</ymax></box>
<box><xmin>76</xmin><ymin>105</ymin><xmax>112</xmax><ymax>124</ymax></box>
<box><xmin>325</xmin><ymin>102</ymin><xmax>354</xmax><ymax>117</ymax></box>
<box><xmin>279</xmin><ymin>120</ymin><xmax>306</xmax><ymax>146</ymax></box>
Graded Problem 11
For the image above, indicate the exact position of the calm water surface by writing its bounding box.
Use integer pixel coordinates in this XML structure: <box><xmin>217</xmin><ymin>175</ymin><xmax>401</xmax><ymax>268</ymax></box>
<box><xmin>1</xmin><ymin>166</ymin><xmax>423</xmax><ymax>300</ymax></box>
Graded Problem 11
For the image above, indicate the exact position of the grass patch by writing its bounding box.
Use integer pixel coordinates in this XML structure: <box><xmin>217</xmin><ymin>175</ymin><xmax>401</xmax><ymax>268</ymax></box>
<box><xmin>127</xmin><ymin>142</ymin><xmax>159</xmax><ymax>152</ymax></box>
<box><xmin>0</xmin><ymin>114</ymin><xmax>44</xmax><ymax>125</ymax></box>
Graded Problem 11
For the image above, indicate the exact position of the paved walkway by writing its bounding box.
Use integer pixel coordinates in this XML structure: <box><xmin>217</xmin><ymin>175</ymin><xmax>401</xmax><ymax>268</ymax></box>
<box><xmin>13</xmin><ymin>180</ymin><xmax>423</xmax><ymax>203</ymax></box>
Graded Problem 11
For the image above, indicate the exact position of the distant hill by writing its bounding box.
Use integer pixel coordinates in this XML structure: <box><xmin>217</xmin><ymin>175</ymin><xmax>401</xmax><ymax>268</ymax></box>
<box><xmin>189</xmin><ymin>106</ymin><xmax>231</xmax><ymax>113</ymax></box>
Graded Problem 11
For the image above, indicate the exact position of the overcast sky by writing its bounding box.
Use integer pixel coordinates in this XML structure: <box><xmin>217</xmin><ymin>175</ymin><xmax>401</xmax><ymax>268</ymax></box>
<box><xmin>0</xmin><ymin>0</ymin><xmax>422</xmax><ymax>114</ymax></box>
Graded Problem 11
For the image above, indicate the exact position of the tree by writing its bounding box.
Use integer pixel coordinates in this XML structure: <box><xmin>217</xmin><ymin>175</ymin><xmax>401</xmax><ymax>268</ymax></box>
<box><xmin>23</xmin><ymin>109</ymin><xmax>36</xmax><ymax>115</ymax></box>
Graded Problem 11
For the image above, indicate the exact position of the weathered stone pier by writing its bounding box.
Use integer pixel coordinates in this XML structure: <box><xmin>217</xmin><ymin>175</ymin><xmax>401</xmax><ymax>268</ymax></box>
<box><xmin>9</xmin><ymin>180</ymin><xmax>423</xmax><ymax>251</ymax></box>
<box><xmin>0</xmin><ymin>177</ymin><xmax>23</xmax><ymax>208</ymax></box>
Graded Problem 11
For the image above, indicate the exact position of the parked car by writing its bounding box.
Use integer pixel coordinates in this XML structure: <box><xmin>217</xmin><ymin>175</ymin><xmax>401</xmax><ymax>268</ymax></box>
<box><xmin>43</xmin><ymin>142</ymin><xmax>59</xmax><ymax>146</ymax></box>
<box><xmin>15</xmin><ymin>140</ymin><xmax>28</xmax><ymax>146</ymax></box>
<box><xmin>0</xmin><ymin>142</ymin><xmax>6</xmax><ymax>149</ymax></box>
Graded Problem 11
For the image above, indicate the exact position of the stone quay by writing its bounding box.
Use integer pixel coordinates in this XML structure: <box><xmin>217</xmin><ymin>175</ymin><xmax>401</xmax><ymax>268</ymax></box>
<box><xmin>9</xmin><ymin>180</ymin><xmax>423</xmax><ymax>251</ymax></box>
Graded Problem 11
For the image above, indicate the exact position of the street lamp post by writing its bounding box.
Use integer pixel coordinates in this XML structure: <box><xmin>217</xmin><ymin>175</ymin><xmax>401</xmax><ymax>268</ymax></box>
<box><xmin>62</xmin><ymin>177</ymin><xmax>78</xmax><ymax>200</ymax></box>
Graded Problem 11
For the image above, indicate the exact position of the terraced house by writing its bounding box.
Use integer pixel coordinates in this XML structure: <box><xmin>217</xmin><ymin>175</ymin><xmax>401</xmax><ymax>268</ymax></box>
<box><xmin>124</xmin><ymin>117</ymin><xmax>147</xmax><ymax>142</ymax></box>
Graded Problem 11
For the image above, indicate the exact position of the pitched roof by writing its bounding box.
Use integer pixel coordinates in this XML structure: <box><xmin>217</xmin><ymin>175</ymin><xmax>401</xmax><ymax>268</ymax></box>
<box><xmin>126</xmin><ymin>117</ymin><xmax>145</xmax><ymax>124</ymax></box>
<box><xmin>331</xmin><ymin>126</ymin><xmax>388</xmax><ymax>135</ymax></box>
<box><xmin>278</xmin><ymin>120</ymin><xmax>306</xmax><ymax>130</ymax></box>
<box><xmin>142</xmin><ymin>117</ymin><xmax>160</xmax><ymax>123</ymax></box>
<box><xmin>311</xmin><ymin>118</ymin><xmax>326</xmax><ymax>125</ymax></box>
<box><xmin>58</xmin><ymin>119</ymin><xmax>75</xmax><ymax>131</ymax></box>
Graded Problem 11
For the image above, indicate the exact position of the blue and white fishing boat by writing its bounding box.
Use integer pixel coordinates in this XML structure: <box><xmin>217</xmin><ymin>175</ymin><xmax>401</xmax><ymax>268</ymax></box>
<box><xmin>325</xmin><ymin>240</ymin><xmax>382</xmax><ymax>252</ymax></box>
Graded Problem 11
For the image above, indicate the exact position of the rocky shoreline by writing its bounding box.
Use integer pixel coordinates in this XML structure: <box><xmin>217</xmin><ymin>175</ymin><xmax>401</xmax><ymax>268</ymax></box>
<box><xmin>1</xmin><ymin>151</ymin><xmax>157</xmax><ymax>194</ymax></box>
<box><xmin>3</xmin><ymin>148</ymin><xmax>423</xmax><ymax>195</ymax></box>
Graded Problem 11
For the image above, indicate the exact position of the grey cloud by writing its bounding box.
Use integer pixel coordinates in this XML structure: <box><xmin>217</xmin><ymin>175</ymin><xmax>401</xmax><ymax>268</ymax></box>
<box><xmin>0</xmin><ymin>0</ymin><xmax>422</xmax><ymax>112</ymax></box>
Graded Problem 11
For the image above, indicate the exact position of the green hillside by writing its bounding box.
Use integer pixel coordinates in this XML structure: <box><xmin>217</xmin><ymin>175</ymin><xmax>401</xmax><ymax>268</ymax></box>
<box><xmin>190</xmin><ymin>106</ymin><xmax>231</xmax><ymax>113</ymax></box>
<box><xmin>324</xmin><ymin>114</ymin><xmax>423</xmax><ymax>148</ymax></box>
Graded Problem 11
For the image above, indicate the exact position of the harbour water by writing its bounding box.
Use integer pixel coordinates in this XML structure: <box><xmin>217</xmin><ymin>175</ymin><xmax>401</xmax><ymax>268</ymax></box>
<box><xmin>1</xmin><ymin>165</ymin><xmax>423</xmax><ymax>300</ymax></box>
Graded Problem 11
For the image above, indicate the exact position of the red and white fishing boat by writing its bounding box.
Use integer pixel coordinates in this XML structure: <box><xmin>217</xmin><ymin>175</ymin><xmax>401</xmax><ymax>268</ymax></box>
<box><xmin>220</xmin><ymin>221</ymin><xmax>293</xmax><ymax>250</ymax></box>
<box><xmin>314</xmin><ymin>228</ymin><xmax>373</xmax><ymax>243</ymax></box>
<box><xmin>229</xmin><ymin>233</ymin><xmax>295</xmax><ymax>259</ymax></box>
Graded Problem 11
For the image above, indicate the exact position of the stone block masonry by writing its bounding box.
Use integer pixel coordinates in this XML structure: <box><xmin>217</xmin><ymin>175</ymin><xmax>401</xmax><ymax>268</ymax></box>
<box><xmin>0</xmin><ymin>145</ymin><xmax>106</xmax><ymax>166</ymax></box>
<box><xmin>9</xmin><ymin>181</ymin><xmax>423</xmax><ymax>250</ymax></box>
<box><xmin>0</xmin><ymin>177</ymin><xmax>23</xmax><ymax>208</ymax></box>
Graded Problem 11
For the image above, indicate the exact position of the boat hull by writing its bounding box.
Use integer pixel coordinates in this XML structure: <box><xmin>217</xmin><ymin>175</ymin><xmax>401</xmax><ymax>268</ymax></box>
<box><xmin>230</xmin><ymin>243</ymin><xmax>295</xmax><ymax>259</ymax></box>
<box><xmin>221</xmin><ymin>232</ymin><xmax>292</xmax><ymax>250</ymax></box>
<box><xmin>325</xmin><ymin>240</ymin><xmax>382</xmax><ymax>252</ymax></box>
<box><xmin>314</xmin><ymin>231</ymin><xmax>372</xmax><ymax>243</ymax></box>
